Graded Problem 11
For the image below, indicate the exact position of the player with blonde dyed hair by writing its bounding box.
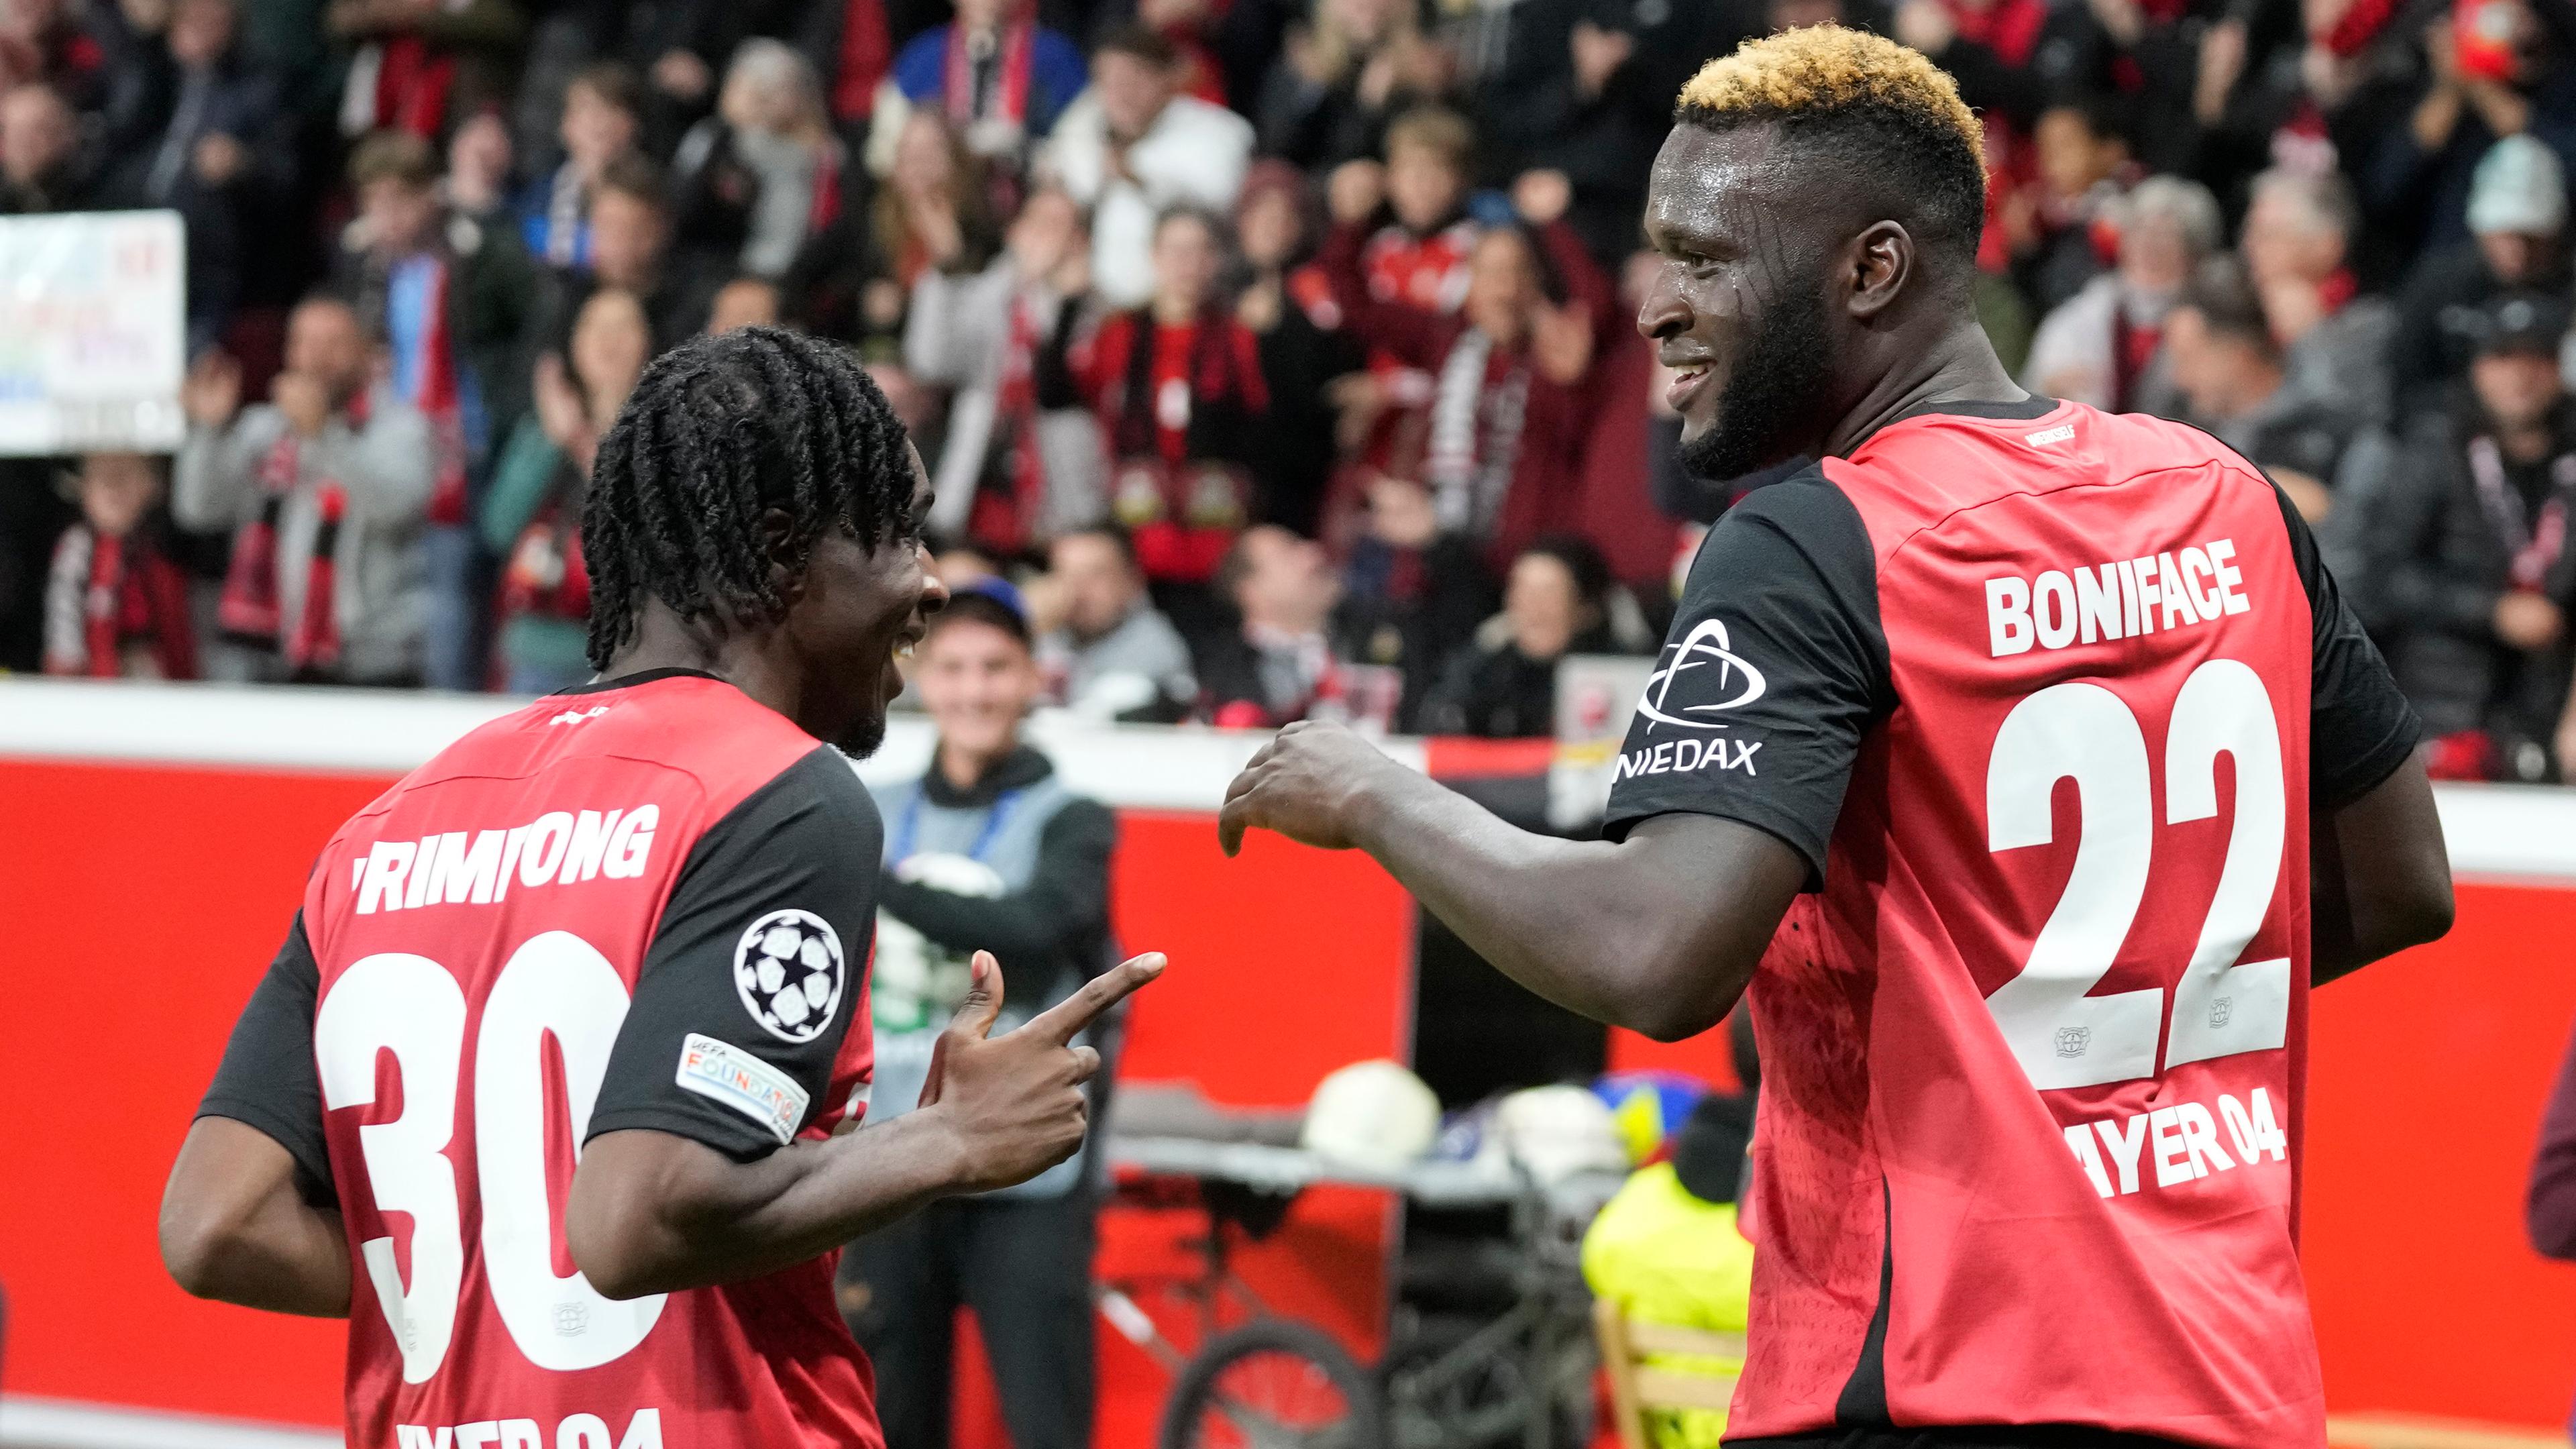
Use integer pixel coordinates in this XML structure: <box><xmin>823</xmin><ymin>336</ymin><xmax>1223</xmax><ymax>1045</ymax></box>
<box><xmin>1224</xmin><ymin>24</ymin><xmax>2450</xmax><ymax>1449</ymax></box>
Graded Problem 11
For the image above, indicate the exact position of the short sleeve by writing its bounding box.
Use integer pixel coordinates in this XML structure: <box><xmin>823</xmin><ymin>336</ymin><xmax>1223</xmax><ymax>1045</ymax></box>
<box><xmin>197</xmin><ymin>913</ymin><xmax>335</xmax><ymax>1204</ymax></box>
<box><xmin>2273</xmin><ymin>482</ymin><xmax>2423</xmax><ymax>808</ymax></box>
<box><xmin>589</xmin><ymin>747</ymin><xmax>883</xmax><ymax>1161</ymax></box>
<box><xmin>1603</xmin><ymin>471</ymin><xmax>1890</xmax><ymax>885</ymax></box>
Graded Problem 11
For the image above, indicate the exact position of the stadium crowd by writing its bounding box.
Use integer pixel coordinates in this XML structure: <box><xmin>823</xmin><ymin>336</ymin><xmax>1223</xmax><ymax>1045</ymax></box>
<box><xmin>4</xmin><ymin>0</ymin><xmax>2576</xmax><ymax>779</ymax></box>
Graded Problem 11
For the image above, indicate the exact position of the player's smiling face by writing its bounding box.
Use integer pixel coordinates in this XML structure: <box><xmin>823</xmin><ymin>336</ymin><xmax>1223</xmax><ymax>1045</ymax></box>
<box><xmin>790</xmin><ymin>444</ymin><xmax>947</xmax><ymax>758</ymax></box>
<box><xmin>1638</xmin><ymin>123</ymin><xmax>1839</xmax><ymax>479</ymax></box>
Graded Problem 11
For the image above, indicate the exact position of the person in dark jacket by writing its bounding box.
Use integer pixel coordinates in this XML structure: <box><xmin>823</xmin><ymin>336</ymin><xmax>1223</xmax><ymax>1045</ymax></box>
<box><xmin>1418</xmin><ymin>533</ymin><xmax>1620</xmax><ymax>739</ymax></box>
<box><xmin>2388</xmin><ymin>133</ymin><xmax>2571</xmax><ymax>415</ymax></box>
<box><xmin>841</xmin><ymin>587</ymin><xmax>1117</xmax><ymax>1449</ymax></box>
<box><xmin>96</xmin><ymin>0</ymin><xmax>294</xmax><ymax>350</ymax></box>
<box><xmin>1232</xmin><ymin>159</ymin><xmax>1362</xmax><ymax>537</ymax></box>
<box><xmin>2354</xmin><ymin>291</ymin><xmax>2576</xmax><ymax>782</ymax></box>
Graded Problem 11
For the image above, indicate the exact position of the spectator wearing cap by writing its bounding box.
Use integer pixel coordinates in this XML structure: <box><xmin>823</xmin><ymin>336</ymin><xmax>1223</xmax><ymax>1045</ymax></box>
<box><xmin>512</xmin><ymin>60</ymin><xmax>643</xmax><ymax>269</ymax></box>
<box><xmin>2162</xmin><ymin>258</ymin><xmax>2365</xmax><ymax>523</ymax></box>
<box><xmin>0</xmin><ymin>80</ymin><xmax>87</xmax><ymax>213</ymax></box>
<box><xmin>1039</xmin><ymin>24</ymin><xmax>1252</xmax><ymax>310</ymax></box>
<box><xmin>42</xmin><ymin>453</ymin><xmax>199</xmax><ymax>681</ymax></box>
<box><xmin>2392</xmin><ymin>135</ymin><xmax>2573</xmax><ymax>414</ymax></box>
<box><xmin>2240</xmin><ymin>167</ymin><xmax>2396</xmax><ymax>423</ymax></box>
<box><xmin>96</xmin><ymin>0</ymin><xmax>292</xmax><ymax>352</ymax></box>
<box><xmin>841</xmin><ymin>587</ymin><xmax>1118</xmax><ymax>1449</ymax></box>
<box><xmin>2022</xmin><ymin>174</ymin><xmax>2219</xmax><ymax>414</ymax></box>
<box><xmin>909</xmin><ymin>184</ymin><xmax>1101</xmax><ymax>554</ymax></box>
<box><xmin>1035</xmin><ymin>525</ymin><xmax>1198</xmax><ymax>721</ymax></box>
<box><xmin>172</xmin><ymin>294</ymin><xmax>437</xmax><ymax>686</ymax></box>
<box><xmin>2355</xmin><ymin>291</ymin><xmax>2576</xmax><ymax>783</ymax></box>
<box><xmin>2359</xmin><ymin>0</ymin><xmax>2576</xmax><ymax>258</ymax></box>
<box><xmin>1417</xmin><ymin>534</ymin><xmax>1625</xmax><ymax>739</ymax></box>
<box><xmin>876</xmin><ymin>0</ymin><xmax>1086</xmax><ymax>171</ymax></box>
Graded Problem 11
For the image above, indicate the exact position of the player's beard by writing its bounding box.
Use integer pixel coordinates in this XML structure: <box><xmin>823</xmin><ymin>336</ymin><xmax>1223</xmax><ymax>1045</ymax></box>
<box><xmin>1681</xmin><ymin>268</ymin><xmax>1835</xmax><ymax>483</ymax></box>
<box><xmin>834</xmin><ymin>710</ymin><xmax>889</xmax><ymax>760</ymax></box>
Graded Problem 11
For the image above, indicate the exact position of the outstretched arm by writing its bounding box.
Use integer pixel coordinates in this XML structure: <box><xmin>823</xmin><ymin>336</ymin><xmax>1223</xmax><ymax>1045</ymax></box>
<box><xmin>569</xmin><ymin>951</ymin><xmax>1162</xmax><ymax>1299</ymax></box>
<box><xmin>1221</xmin><ymin>724</ymin><xmax>1805</xmax><ymax>1040</ymax></box>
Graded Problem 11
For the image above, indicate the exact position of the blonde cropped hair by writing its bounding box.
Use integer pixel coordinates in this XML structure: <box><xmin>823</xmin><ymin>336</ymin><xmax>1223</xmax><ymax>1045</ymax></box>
<box><xmin>1676</xmin><ymin>25</ymin><xmax>1983</xmax><ymax>173</ymax></box>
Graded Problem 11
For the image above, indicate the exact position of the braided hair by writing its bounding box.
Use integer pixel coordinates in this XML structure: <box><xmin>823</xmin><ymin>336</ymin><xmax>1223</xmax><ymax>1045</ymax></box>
<box><xmin>582</xmin><ymin>326</ymin><xmax>916</xmax><ymax>669</ymax></box>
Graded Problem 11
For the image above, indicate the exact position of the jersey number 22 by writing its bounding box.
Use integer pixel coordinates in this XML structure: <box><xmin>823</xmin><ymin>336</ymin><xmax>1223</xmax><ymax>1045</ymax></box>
<box><xmin>1983</xmin><ymin>657</ymin><xmax>2291</xmax><ymax>1091</ymax></box>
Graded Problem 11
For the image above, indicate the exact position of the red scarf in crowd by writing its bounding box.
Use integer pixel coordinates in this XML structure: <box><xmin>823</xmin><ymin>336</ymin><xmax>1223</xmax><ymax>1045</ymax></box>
<box><xmin>832</xmin><ymin>0</ymin><xmax>892</xmax><ymax>121</ymax></box>
<box><xmin>219</xmin><ymin>395</ymin><xmax>368</xmax><ymax>672</ymax></box>
<box><xmin>370</xmin><ymin>36</ymin><xmax>458</xmax><ymax>139</ymax></box>
<box><xmin>967</xmin><ymin>290</ymin><xmax>1049</xmax><ymax>553</ymax></box>
<box><xmin>44</xmin><ymin>526</ymin><xmax>198</xmax><ymax>680</ymax></box>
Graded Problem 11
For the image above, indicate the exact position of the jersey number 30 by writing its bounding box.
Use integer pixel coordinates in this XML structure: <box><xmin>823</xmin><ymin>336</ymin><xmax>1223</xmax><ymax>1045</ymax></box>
<box><xmin>315</xmin><ymin>931</ymin><xmax>665</xmax><ymax>1383</ymax></box>
<box><xmin>1983</xmin><ymin>658</ymin><xmax>2290</xmax><ymax>1091</ymax></box>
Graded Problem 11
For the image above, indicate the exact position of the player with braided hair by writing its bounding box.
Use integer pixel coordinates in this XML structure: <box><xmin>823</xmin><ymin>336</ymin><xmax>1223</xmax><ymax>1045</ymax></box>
<box><xmin>1222</xmin><ymin>25</ymin><xmax>2449</xmax><ymax>1448</ymax></box>
<box><xmin>164</xmin><ymin>323</ymin><xmax>1164</xmax><ymax>1449</ymax></box>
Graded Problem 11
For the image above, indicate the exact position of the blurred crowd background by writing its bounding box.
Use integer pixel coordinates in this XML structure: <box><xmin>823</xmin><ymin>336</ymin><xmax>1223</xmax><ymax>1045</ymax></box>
<box><xmin>6</xmin><ymin>0</ymin><xmax>2576</xmax><ymax>780</ymax></box>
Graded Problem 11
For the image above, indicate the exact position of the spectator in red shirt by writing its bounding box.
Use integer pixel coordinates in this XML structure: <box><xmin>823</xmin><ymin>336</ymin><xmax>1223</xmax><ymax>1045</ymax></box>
<box><xmin>1321</xmin><ymin>167</ymin><xmax>1613</xmax><ymax>572</ymax></box>
<box><xmin>1067</xmin><ymin>205</ymin><xmax>1269</xmax><ymax>596</ymax></box>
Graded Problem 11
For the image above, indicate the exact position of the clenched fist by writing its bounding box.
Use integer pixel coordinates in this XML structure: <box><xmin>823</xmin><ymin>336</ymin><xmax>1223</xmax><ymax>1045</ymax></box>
<box><xmin>1218</xmin><ymin>719</ymin><xmax>1405</xmax><ymax>857</ymax></box>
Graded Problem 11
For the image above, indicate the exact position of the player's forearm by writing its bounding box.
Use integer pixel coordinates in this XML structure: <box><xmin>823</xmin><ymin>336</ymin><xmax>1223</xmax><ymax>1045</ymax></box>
<box><xmin>571</xmin><ymin>1110</ymin><xmax>973</xmax><ymax>1299</ymax></box>
<box><xmin>160</xmin><ymin>1118</ymin><xmax>352</xmax><ymax>1318</ymax></box>
<box><xmin>2308</xmin><ymin>754</ymin><xmax>2453</xmax><ymax>985</ymax></box>
<box><xmin>1348</xmin><ymin>773</ymin><xmax>1762</xmax><ymax>1040</ymax></box>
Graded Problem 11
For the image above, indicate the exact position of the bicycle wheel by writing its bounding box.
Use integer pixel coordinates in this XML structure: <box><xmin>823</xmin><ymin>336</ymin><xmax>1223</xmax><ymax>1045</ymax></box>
<box><xmin>1157</xmin><ymin>1318</ymin><xmax>1387</xmax><ymax>1449</ymax></box>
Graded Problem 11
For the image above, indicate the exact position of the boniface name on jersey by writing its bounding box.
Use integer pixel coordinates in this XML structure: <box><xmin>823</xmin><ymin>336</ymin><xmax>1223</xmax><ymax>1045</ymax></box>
<box><xmin>396</xmin><ymin>1407</ymin><xmax>663</xmax><ymax>1449</ymax></box>
<box><xmin>350</xmin><ymin>805</ymin><xmax>661</xmax><ymax>914</ymax></box>
<box><xmin>1986</xmin><ymin>537</ymin><xmax>2251</xmax><ymax>658</ymax></box>
<box><xmin>2059</xmin><ymin>1087</ymin><xmax>2291</xmax><ymax>1199</ymax></box>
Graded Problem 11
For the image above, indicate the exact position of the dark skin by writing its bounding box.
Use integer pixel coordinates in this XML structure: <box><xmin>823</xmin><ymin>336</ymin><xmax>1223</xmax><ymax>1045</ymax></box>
<box><xmin>1220</xmin><ymin>121</ymin><xmax>2453</xmax><ymax>1043</ymax></box>
<box><xmin>162</xmin><ymin>445</ymin><xmax>1168</xmax><ymax>1310</ymax></box>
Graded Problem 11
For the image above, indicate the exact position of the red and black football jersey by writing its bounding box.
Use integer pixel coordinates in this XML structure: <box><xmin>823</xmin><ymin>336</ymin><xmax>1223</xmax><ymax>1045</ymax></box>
<box><xmin>1605</xmin><ymin>398</ymin><xmax>2420</xmax><ymax>1448</ymax></box>
<box><xmin>199</xmin><ymin>669</ymin><xmax>888</xmax><ymax>1449</ymax></box>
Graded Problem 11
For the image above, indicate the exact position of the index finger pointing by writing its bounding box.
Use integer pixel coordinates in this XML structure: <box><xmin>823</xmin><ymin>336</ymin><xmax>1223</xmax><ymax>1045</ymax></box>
<box><xmin>1025</xmin><ymin>952</ymin><xmax>1167</xmax><ymax>1044</ymax></box>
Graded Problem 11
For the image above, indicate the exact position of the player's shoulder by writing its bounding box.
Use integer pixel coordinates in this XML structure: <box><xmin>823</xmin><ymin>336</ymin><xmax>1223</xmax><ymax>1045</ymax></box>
<box><xmin>1835</xmin><ymin>398</ymin><xmax>2276</xmax><ymax>540</ymax></box>
<box><xmin>1686</xmin><ymin>462</ymin><xmax>1874</xmax><ymax>590</ymax></box>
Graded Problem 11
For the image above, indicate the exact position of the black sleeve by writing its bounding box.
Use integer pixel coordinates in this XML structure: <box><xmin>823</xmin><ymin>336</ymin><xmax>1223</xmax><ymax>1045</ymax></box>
<box><xmin>2274</xmin><ymin>482</ymin><xmax>2425</xmax><ymax>809</ymax></box>
<box><xmin>1602</xmin><ymin>470</ymin><xmax>1890</xmax><ymax>887</ymax></box>
<box><xmin>197</xmin><ymin>912</ymin><xmax>335</xmax><ymax>1205</ymax></box>
<box><xmin>589</xmin><ymin>747</ymin><xmax>883</xmax><ymax>1161</ymax></box>
<box><xmin>877</xmin><ymin>796</ymin><xmax>1116</xmax><ymax>971</ymax></box>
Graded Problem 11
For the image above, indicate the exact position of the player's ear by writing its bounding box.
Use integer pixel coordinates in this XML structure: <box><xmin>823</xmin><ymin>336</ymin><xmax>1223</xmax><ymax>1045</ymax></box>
<box><xmin>757</xmin><ymin>506</ymin><xmax>804</xmax><ymax>602</ymax></box>
<box><xmin>1845</xmin><ymin>219</ymin><xmax>1913</xmax><ymax>322</ymax></box>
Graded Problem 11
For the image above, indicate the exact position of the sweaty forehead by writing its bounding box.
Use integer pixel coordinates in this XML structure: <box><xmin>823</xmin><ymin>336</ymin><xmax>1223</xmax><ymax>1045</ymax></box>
<box><xmin>1648</xmin><ymin>122</ymin><xmax>1854</xmax><ymax>260</ymax></box>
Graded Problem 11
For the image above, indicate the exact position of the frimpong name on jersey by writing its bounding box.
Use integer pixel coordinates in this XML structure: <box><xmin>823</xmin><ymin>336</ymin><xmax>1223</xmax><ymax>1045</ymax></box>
<box><xmin>398</xmin><ymin>1407</ymin><xmax>664</xmax><ymax>1449</ymax></box>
